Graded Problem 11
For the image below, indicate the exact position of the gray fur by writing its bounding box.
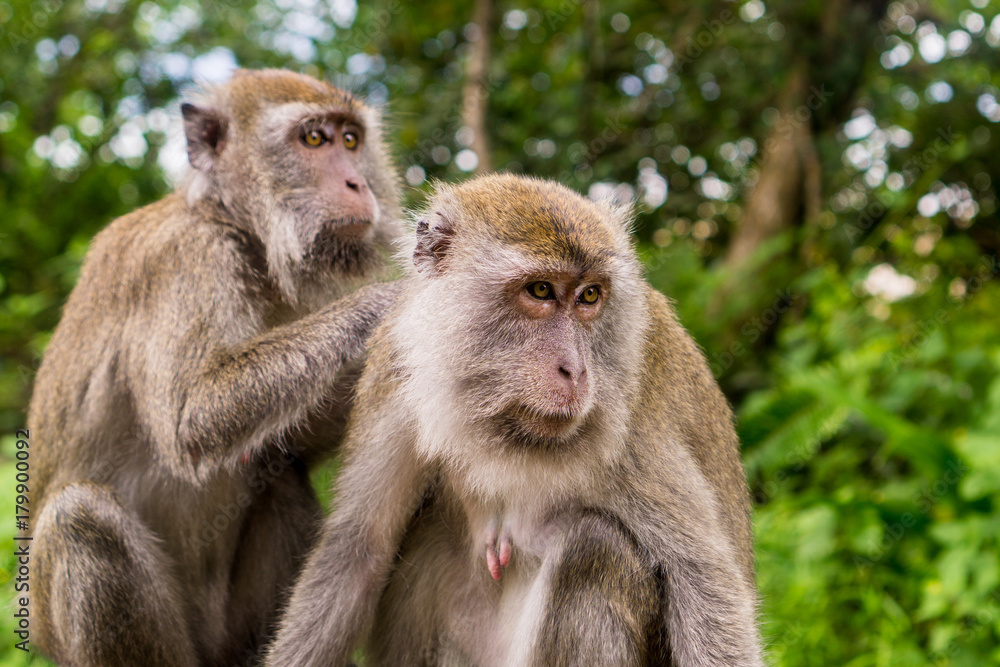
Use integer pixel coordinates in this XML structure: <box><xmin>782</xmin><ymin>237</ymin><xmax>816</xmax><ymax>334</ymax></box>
<box><xmin>266</xmin><ymin>175</ymin><xmax>762</xmax><ymax>666</ymax></box>
<box><xmin>27</xmin><ymin>69</ymin><xmax>401</xmax><ymax>666</ymax></box>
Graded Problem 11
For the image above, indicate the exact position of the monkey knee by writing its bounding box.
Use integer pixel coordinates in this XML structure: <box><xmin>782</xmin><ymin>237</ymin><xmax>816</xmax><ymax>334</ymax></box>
<box><xmin>37</xmin><ymin>483</ymin><xmax>134</xmax><ymax>562</ymax></box>
<box><xmin>540</xmin><ymin>514</ymin><xmax>659</xmax><ymax>661</ymax></box>
<box><xmin>36</xmin><ymin>482</ymin><xmax>159</xmax><ymax>621</ymax></box>
<box><xmin>36</xmin><ymin>483</ymin><xmax>194</xmax><ymax>666</ymax></box>
<box><xmin>556</xmin><ymin>513</ymin><xmax>656</xmax><ymax>594</ymax></box>
<box><xmin>38</xmin><ymin>482</ymin><xmax>181</xmax><ymax>596</ymax></box>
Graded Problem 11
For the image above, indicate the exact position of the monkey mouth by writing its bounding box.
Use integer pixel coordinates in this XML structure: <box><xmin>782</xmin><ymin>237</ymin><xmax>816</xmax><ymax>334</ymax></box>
<box><xmin>328</xmin><ymin>215</ymin><xmax>372</xmax><ymax>237</ymax></box>
<box><xmin>502</xmin><ymin>404</ymin><xmax>583</xmax><ymax>441</ymax></box>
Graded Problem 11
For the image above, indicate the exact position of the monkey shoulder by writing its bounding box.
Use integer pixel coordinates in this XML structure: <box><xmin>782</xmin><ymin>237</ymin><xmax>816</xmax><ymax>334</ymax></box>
<box><xmin>82</xmin><ymin>194</ymin><xmax>269</xmax><ymax>325</ymax></box>
<box><xmin>638</xmin><ymin>284</ymin><xmax>740</xmax><ymax>448</ymax></box>
<box><xmin>632</xmin><ymin>285</ymin><xmax>743</xmax><ymax>480</ymax></box>
<box><xmin>28</xmin><ymin>199</ymin><xmax>194</xmax><ymax>417</ymax></box>
<box><xmin>638</xmin><ymin>285</ymin><xmax>733</xmax><ymax>420</ymax></box>
<box><xmin>353</xmin><ymin>327</ymin><xmax>407</xmax><ymax>412</ymax></box>
<box><xmin>636</xmin><ymin>285</ymin><xmax>754</xmax><ymax>570</ymax></box>
<box><xmin>636</xmin><ymin>287</ymin><xmax>700</xmax><ymax>410</ymax></box>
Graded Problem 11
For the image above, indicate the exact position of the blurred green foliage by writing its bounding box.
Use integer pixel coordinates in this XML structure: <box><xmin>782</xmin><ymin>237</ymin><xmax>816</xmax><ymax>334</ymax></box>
<box><xmin>1</xmin><ymin>0</ymin><xmax>999</xmax><ymax>664</ymax></box>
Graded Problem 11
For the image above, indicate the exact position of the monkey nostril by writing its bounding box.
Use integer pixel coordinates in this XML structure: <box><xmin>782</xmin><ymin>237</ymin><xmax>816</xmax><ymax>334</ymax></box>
<box><xmin>346</xmin><ymin>179</ymin><xmax>360</xmax><ymax>192</ymax></box>
<box><xmin>558</xmin><ymin>366</ymin><xmax>573</xmax><ymax>381</ymax></box>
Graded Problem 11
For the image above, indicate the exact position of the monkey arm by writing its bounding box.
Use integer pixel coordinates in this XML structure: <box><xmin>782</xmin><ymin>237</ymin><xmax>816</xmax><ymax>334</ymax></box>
<box><xmin>172</xmin><ymin>281</ymin><xmax>403</xmax><ymax>472</ymax></box>
<box><xmin>265</xmin><ymin>364</ymin><xmax>431</xmax><ymax>666</ymax></box>
<box><xmin>618</xmin><ymin>291</ymin><xmax>763</xmax><ymax>667</ymax></box>
<box><xmin>658</xmin><ymin>494</ymin><xmax>763</xmax><ymax>665</ymax></box>
<box><xmin>605</xmin><ymin>427</ymin><xmax>763</xmax><ymax>666</ymax></box>
<box><xmin>627</xmin><ymin>480</ymin><xmax>764</xmax><ymax>667</ymax></box>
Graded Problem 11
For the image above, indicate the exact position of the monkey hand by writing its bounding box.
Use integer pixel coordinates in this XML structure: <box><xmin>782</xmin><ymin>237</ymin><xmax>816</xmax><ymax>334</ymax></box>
<box><xmin>352</xmin><ymin>280</ymin><xmax>404</xmax><ymax>311</ymax></box>
<box><xmin>485</xmin><ymin>519</ymin><xmax>512</xmax><ymax>581</ymax></box>
<box><xmin>318</xmin><ymin>280</ymin><xmax>404</xmax><ymax>370</ymax></box>
<box><xmin>344</xmin><ymin>280</ymin><xmax>404</xmax><ymax>337</ymax></box>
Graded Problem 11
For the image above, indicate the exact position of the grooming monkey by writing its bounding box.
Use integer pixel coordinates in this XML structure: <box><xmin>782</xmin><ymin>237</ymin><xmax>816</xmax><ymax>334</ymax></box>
<box><xmin>27</xmin><ymin>69</ymin><xmax>401</xmax><ymax>666</ymax></box>
<box><xmin>266</xmin><ymin>174</ymin><xmax>763</xmax><ymax>666</ymax></box>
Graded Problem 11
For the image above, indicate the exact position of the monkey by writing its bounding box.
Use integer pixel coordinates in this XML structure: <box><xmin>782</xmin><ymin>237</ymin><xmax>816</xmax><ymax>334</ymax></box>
<box><xmin>26</xmin><ymin>69</ymin><xmax>402</xmax><ymax>667</ymax></box>
<box><xmin>264</xmin><ymin>174</ymin><xmax>764</xmax><ymax>666</ymax></box>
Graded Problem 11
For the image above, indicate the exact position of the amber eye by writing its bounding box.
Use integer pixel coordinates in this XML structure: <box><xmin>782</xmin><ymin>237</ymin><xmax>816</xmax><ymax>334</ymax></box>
<box><xmin>342</xmin><ymin>131</ymin><xmax>359</xmax><ymax>150</ymax></box>
<box><xmin>528</xmin><ymin>282</ymin><xmax>553</xmax><ymax>300</ymax></box>
<box><xmin>580</xmin><ymin>285</ymin><xmax>600</xmax><ymax>304</ymax></box>
<box><xmin>303</xmin><ymin>129</ymin><xmax>327</xmax><ymax>147</ymax></box>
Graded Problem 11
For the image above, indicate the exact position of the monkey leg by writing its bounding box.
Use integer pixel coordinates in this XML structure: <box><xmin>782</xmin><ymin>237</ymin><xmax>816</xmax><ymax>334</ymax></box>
<box><xmin>222</xmin><ymin>459</ymin><xmax>322</xmax><ymax>667</ymax></box>
<box><xmin>33</xmin><ymin>482</ymin><xmax>196</xmax><ymax>667</ymax></box>
<box><xmin>528</xmin><ymin>513</ymin><xmax>661</xmax><ymax>666</ymax></box>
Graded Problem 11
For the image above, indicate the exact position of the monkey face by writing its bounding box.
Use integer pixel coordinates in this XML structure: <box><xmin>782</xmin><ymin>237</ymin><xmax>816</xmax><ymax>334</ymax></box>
<box><xmin>292</xmin><ymin>117</ymin><xmax>379</xmax><ymax>233</ymax></box>
<box><xmin>181</xmin><ymin>69</ymin><xmax>400</xmax><ymax>305</ymax></box>
<box><xmin>495</xmin><ymin>273</ymin><xmax>606</xmax><ymax>437</ymax></box>
<box><xmin>398</xmin><ymin>175</ymin><xmax>648</xmax><ymax>459</ymax></box>
<box><xmin>268</xmin><ymin>111</ymin><xmax>383</xmax><ymax>279</ymax></box>
<box><xmin>428</xmin><ymin>259</ymin><xmax>631</xmax><ymax>451</ymax></box>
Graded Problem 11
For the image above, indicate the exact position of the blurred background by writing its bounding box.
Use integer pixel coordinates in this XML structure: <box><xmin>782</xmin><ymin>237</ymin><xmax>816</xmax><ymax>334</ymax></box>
<box><xmin>1</xmin><ymin>0</ymin><xmax>999</xmax><ymax>664</ymax></box>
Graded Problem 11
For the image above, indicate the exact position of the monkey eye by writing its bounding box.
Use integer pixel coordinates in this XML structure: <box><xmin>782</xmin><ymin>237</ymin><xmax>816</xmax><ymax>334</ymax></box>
<box><xmin>527</xmin><ymin>282</ymin><xmax>554</xmax><ymax>300</ymax></box>
<box><xmin>342</xmin><ymin>131</ymin><xmax>359</xmax><ymax>150</ymax></box>
<box><xmin>579</xmin><ymin>285</ymin><xmax>601</xmax><ymax>305</ymax></box>
<box><xmin>303</xmin><ymin>129</ymin><xmax>328</xmax><ymax>147</ymax></box>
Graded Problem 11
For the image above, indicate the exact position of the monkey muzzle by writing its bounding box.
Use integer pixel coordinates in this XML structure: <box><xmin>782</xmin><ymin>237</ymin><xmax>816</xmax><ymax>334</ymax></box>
<box><xmin>328</xmin><ymin>215</ymin><xmax>373</xmax><ymax>239</ymax></box>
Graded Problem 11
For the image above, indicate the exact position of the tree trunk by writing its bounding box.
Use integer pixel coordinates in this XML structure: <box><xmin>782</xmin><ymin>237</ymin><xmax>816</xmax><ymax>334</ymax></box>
<box><xmin>462</xmin><ymin>0</ymin><xmax>493</xmax><ymax>173</ymax></box>
<box><xmin>579</xmin><ymin>0</ymin><xmax>604</xmax><ymax>141</ymax></box>
<box><xmin>722</xmin><ymin>0</ymin><xmax>890</xmax><ymax>267</ymax></box>
<box><xmin>725</xmin><ymin>64</ymin><xmax>815</xmax><ymax>266</ymax></box>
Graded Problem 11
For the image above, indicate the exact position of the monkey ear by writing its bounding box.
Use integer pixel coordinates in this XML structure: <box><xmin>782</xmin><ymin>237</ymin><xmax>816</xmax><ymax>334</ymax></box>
<box><xmin>413</xmin><ymin>214</ymin><xmax>455</xmax><ymax>274</ymax></box>
<box><xmin>181</xmin><ymin>103</ymin><xmax>227</xmax><ymax>172</ymax></box>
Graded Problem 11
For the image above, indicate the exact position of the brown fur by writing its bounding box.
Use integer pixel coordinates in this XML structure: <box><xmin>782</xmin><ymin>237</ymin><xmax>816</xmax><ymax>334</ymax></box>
<box><xmin>266</xmin><ymin>175</ymin><xmax>762</xmax><ymax>666</ymax></box>
<box><xmin>27</xmin><ymin>69</ymin><xmax>401</xmax><ymax>666</ymax></box>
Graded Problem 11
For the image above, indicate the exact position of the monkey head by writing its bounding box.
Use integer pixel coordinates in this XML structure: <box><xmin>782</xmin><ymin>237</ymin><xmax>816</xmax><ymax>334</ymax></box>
<box><xmin>394</xmin><ymin>175</ymin><xmax>649</xmax><ymax>497</ymax></box>
<box><xmin>180</xmin><ymin>69</ymin><xmax>400</xmax><ymax>306</ymax></box>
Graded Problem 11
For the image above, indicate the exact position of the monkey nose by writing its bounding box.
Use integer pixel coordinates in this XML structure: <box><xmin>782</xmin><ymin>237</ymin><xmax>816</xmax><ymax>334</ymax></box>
<box><xmin>338</xmin><ymin>179</ymin><xmax>374</xmax><ymax>222</ymax></box>
<box><xmin>557</xmin><ymin>363</ymin><xmax>587</xmax><ymax>392</ymax></box>
<box><xmin>553</xmin><ymin>364</ymin><xmax>589</xmax><ymax>408</ymax></box>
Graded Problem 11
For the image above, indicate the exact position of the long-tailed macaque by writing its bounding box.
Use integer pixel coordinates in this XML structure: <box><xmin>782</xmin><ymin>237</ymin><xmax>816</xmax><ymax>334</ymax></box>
<box><xmin>266</xmin><ymin>174</ymin><xmax>763</xmax><ymax>666</ymax></box>
<box><xmin>27</xmin><ymin>69</ymin><xmax>401</xmax><ymax>666</ymax></box>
